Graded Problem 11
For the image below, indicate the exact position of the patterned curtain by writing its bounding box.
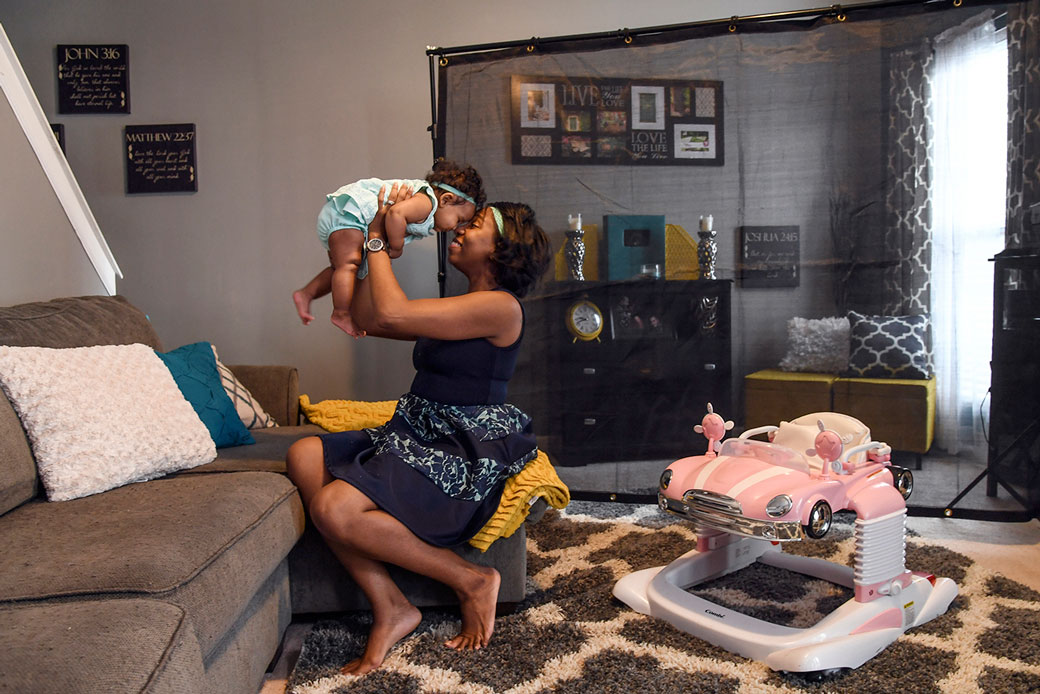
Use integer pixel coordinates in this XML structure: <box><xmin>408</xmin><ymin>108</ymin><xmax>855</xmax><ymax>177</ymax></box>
<box><xmin>1006</xmin><ymin>0</ymin><xmax>1040</xmax><ymax>249</ymax></box>
<box><xmin>882</xmin><ymin>44</ymin><xmax>933</xmax><ymax>316</ymax></box>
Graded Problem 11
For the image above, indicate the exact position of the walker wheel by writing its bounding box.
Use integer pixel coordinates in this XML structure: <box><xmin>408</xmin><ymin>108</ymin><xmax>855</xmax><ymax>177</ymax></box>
<box><xmin>795</xmin><ymin>667</ymin><xmax>848</xmax><ymax>682</ymax></box>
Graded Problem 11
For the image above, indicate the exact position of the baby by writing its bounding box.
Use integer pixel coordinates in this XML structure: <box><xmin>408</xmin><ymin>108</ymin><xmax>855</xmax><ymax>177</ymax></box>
<box><xmin>293</xmin><ymin>159</ymin><xmax>485</xmax><ymax>336</ymax></box>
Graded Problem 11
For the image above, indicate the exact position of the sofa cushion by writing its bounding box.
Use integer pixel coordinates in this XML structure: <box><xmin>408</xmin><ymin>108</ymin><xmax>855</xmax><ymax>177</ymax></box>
<box><xmin>0</xmin><ymin>395</ymin><xmax>36</xmax><ymax>514</ymax></box>
<box><xmin>0</xmin><ymin>295</ymin><xmax>161</xmax><ymax>350</ymax></box>
<box><xmin>0</xmin><ymin>471</ymin><xmax>304</xmax><ymax>659</ymax></box>
<box><xmin>0</xmin><ymin>344</ymin><xmax>216</xmax><ymax>501</ymax></box>
<box><xmin>184</xmin><ymin>425</ymin><xmax>325</xmax><ymax>475</ymax></box>
<box><xmin>778</xmin><ymin>316</ymin><xmax>850</xmax><ymax>374</ymax></box>
<box><xmin>212</xmin><ymin>345</ymin><xmax>277</xmax><ymax>430</ymax></box>
<box><xmin>0</xmin><ymin>599</ymin><xmax>205</xmax><ymax>694</ymax></box>
<box><xmin>156</xmin><ymin>342</ymin><xmax>255</xmax><ymax>448</ymax></box>
<box><xmin>845</xmin><ymin>311</ymin><xmax>933</xmax><ymax>379</ymax></box>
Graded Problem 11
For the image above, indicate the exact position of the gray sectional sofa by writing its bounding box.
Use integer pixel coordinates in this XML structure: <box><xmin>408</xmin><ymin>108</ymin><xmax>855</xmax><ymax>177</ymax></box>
<box><xmin>0</xmin><ymin>295</ymin><xmax>537</xmax><ymax>694</ymax></box>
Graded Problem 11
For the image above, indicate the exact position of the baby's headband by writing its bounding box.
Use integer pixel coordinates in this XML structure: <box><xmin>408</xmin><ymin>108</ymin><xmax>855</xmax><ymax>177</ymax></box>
<box><xmin>488</xmin><ymin>206</ymin><xmax>504</xmax><ymax>237</ymax></box>
<box><xmin>434</xmin><ymin>183</ymin><xmax>476</xmax><ymax>205</ymax></box>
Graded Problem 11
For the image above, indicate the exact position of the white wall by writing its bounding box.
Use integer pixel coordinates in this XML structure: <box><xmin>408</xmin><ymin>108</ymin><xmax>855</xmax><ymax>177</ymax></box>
<box><xmin>0</xmin><ymin>0</ymin><xmax>810</xmax><ymax>401</ymax></box>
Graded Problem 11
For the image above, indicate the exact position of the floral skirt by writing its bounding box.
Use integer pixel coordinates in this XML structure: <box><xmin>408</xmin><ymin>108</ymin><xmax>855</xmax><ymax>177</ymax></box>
<box><xmin>321</xmin><ymin>392</ymin><xmax>538</xmax><ymax>547</ymax></box>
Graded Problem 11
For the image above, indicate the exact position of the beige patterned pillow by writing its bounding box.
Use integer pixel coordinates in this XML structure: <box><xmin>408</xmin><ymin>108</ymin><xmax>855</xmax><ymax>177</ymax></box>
<box><xmin>0</xmin><ymin>344</ymin><xmax>216</xmax><ymax>501</ymax></box>
<box><xmin>210</xmin><ymin>345</ymin><xmax>277</xmax><ymax>429</ymax></box>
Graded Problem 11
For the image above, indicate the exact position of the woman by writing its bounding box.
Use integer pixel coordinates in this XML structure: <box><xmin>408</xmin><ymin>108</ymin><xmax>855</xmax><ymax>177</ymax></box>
<box><xmin>286</xmin><ymin>184</ymin><xmax>551</xmax><ymax>676</ymax></box>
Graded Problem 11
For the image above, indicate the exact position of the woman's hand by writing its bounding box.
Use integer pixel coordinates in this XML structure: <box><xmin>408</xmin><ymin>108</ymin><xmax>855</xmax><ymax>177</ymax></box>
<box><xmin>370</xmin><ymin>182</ymin><xmax>414</xmax><ymax>242</ymax></box>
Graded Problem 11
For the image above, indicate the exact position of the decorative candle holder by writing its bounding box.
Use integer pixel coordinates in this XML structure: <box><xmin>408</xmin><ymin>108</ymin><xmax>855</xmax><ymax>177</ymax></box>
<box><xmin>697</xmin><ymin>215</ymin><xmax>717</xmax><ymax>280</ymax></box>
<box><xmin>565</xmin><ymin>214</ymin><xmax>586</xmax><ymax>281</ymax></box>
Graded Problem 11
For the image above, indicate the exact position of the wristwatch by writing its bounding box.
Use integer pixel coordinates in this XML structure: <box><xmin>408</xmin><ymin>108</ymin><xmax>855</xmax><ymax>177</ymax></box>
<box><xmin>365</xmin><ymin>237</ymin><xmax>386</xmax><ymax>253</ymax></box>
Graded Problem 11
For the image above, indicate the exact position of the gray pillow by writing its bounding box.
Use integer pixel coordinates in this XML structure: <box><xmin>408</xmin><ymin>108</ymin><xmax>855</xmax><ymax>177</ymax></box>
<box><xmin>845</xmin><ymin>311</ymin><xmax>933</xmax><ymax>379</ymax></box>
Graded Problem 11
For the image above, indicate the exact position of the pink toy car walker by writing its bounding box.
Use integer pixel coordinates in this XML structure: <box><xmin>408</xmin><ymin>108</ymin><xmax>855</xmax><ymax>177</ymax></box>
<box><xmin>613</xmin><ymin>406</ymin><xmax>957</xmax><ymax>675</ymax></box>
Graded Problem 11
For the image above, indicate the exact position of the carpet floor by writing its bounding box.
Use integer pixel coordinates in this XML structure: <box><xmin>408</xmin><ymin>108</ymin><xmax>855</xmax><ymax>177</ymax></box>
<box><xmin>286</xmin><ymin>501</ymin><xmax>1040</xmax><ymax>694</ymax></box>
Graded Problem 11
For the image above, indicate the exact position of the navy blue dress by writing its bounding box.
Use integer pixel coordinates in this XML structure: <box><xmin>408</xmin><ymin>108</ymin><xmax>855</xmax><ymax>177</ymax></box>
<box><xmin>321</xmin><ymin>291</ymin><xmax>538</xmax><ymax>547</ymax></box>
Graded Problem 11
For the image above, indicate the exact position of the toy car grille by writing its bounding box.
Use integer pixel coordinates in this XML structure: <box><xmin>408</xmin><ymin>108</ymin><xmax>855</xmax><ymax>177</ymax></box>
<box><xmin>682</xmin><ymin>489</ymin><xmax>743</xmax><ymax>516</ymax></box>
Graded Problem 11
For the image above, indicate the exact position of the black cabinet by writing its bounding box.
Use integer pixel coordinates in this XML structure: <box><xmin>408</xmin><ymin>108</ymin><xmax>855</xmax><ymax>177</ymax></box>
<box><xmin>987</xmin><ymin>248</ymin><xmax>1040</xmax><ymax>508</ymax></box>
<box><xmin>510</xmin><ymin>279</ymin><xmax>732</xmax><ymax>466</ymax></box>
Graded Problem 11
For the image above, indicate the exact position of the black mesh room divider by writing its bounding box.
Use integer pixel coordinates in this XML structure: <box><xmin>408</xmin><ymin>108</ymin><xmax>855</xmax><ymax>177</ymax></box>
<box><xmin>426</xmin><ymin>0</ymin><xmax>1040</xmax><ymax>520</ymax></box>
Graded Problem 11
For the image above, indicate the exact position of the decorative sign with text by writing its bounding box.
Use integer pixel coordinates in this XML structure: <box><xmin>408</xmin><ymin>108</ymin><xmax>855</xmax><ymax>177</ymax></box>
<box><xmin>739</xmin><ymin>226</ymin><xmax>800</xmax><ymax>288</ymax></box>
<box><xmin>510</xmin><ymin>75</ymin><xmax>723</xmax><ymax>166</ymax></box>
<box><xmin>56</xmin><ymin>44</ymin><xmax>130</xmax><ymax>114</ymax></box>
<box><xmin>124</xmin><ymin>124</ymin><xmax>197</xmax><ymax>194</ymax></box>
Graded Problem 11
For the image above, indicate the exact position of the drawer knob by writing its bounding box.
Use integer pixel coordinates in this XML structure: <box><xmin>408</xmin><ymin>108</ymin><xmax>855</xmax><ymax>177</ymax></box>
<box><xmin>704</xmin><ymin>363</ymin><xmax>716</xmax><ymax>371</ymax></box>
<box><xmin>583</xmin><ymin>418</ymin><xmax>597</xmax><ymax>426</ymax></box>
<box><xmin>582</xmin><ymin>367</ymin><xmax>597</xmax><ymax>375</ymax></box>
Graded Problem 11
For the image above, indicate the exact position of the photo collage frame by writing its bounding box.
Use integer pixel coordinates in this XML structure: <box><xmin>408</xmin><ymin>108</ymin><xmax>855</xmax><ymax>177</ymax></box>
<box><xmin>510</xmin><ymin>75</ymin><xmax>723</xmax><ymax>166</ymax></box>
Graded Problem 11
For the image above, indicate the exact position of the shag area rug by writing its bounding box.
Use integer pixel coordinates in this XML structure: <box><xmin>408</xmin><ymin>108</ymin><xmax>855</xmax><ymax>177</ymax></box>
<box><xmin>287</xmin><ymin>501</ymin><xmax>1040</xmax><ymax>693</ymax></box>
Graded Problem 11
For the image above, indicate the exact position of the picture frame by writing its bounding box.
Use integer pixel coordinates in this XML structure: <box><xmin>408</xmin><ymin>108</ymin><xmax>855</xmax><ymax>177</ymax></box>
<box><xmin>518</xmin><ymin>82</ymin><xmax>556</xmax><ymax>129</ymax></box>
<box><xmin>56</xmin><ymin>44</ymin><xmax>130</xmax><ymax>114</ymax></box>
<box><xmin>738</xmin><ymin>225</ymin><xmax>801</xmax><ymax>288</ymax></box>
<box><xmin>609</xmin><ymin>292</ymin><xmax>674</xmax><ymax>340</ymax></box>
<box><xmin>511</xmin><ymin>75</ymin><xmax>723</xmax><ymax>166</ymax></box>
<box><xmin>631</xmin><ymin>86</ymin><xmax>665</xmax><ymax>130</ymax></box>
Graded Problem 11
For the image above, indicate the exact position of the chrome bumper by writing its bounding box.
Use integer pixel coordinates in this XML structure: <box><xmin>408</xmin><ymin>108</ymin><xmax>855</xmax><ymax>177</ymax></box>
<box><xmin>658</xmin><ymin>492</ymin><xmax>803</xmax><ymax>542</ymax></box>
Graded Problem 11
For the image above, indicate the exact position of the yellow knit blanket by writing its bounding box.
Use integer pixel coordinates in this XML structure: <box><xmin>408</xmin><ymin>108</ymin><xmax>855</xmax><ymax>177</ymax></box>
<box><xmin>299</xmin><ymin>395</ymin><xmax>570</xmax><ymax>551</ymax></box>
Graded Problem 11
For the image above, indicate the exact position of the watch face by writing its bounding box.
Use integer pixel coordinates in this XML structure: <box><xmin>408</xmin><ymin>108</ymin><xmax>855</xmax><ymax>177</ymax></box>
<box><xmin>567</xmin><ymin>300</ymin><xmax>603</xmax><ymax>340</ymax></box>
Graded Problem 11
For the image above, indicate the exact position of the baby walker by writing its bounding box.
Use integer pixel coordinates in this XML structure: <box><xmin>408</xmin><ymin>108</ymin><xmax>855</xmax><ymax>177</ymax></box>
<box><xmin>613</xmin><ymin>405</ymin><xmax>958</xmax><ymax>674</ymax></box>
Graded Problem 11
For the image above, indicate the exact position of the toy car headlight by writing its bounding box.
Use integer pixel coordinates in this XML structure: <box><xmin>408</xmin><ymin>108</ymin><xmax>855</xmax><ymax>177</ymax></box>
<box><xmin>660</xmin><ymin>469</ymin><xmax>673</xmax><ymax>490</ymax></box>
<box><xmin>766</xmin><ymin>494</ymin><xmax>793</xmax><ymax>518</ymax></box>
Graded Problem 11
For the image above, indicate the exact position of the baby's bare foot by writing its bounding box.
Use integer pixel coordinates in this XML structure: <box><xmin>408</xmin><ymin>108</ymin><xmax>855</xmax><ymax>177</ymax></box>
<box><xmin>445</xmin><ymin>566</ymin><xmax>500</xmax><ymax>650</ymax></box>
<box><xmin>340</xmin><ymin>604</ymin><xmax>422</xmax><ymax>676</ymax></box>
<box><xmin>330</xmin><ymin>309</ymin><xmax>363</xmax><ymax>338</ymax></box>
<box><xmin>292</xmin><ymin>290</ymin><xmax>314</xmax><ymax>325</ymax></box>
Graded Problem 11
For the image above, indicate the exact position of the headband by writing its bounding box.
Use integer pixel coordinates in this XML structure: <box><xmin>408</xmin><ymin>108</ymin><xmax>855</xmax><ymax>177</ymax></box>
<box><xmin>488</xmin><ymin>206</ymin><xmax>504</xmax><ymax>237</ymax></box>
<box><xmin>433</xmin><ymin>183</ymin><xmax>476</xmax><ymax>205</ymax></box>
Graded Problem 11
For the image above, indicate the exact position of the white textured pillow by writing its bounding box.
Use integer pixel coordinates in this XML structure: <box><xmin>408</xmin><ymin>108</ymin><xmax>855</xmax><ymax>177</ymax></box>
<box><xmin>210</xmin><ymin>345</ymin><xmax>277</xmax><ymax>429</ymax></box>
<box><xmin>0</xmin><ymin>344</ymin><xmax>216</xmax><ymax>501</ymax></box>
<box><xmin>778</xmin><ymin>316</ymin><xmax>851</xmax><ymax>374</ymax></box>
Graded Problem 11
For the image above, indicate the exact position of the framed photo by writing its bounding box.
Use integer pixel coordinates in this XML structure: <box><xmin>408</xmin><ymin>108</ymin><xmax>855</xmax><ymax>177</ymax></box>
<box><xmin>610</xmin><ymin>292</ymin><xmax>674</xmax><ymax>340</ymax></box>
<box><xmin>631</xmin><ymin>86</ymin><xmax>665</xmax><ymax>130</ymax></box>
<box><xmin>519</xmin><ymin>82</ymin><xmax>556</xmax><ymax>128</ymax></box>
<box><xmin>674</xmin><ymin>123</ymin><xmax>717</xmax><ymax>160</ymax></box>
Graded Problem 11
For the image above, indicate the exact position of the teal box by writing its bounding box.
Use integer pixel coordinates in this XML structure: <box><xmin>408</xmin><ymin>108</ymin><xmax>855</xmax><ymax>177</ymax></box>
<box><xmin>602</xmin><ymin>215</ymin><xmax>666</xmax><ymax>280</ymax></box>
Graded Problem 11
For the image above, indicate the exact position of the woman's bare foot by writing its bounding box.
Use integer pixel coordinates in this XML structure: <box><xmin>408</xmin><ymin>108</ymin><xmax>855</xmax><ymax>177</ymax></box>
<box><xmin>292</xmin><ymin>290</ymin><xmax>315</xmax><ymax>325</ymax></box>
<box><xmin>340</xmin><ymin>603</ymin><xmax>422</xmax><ymax>677</ymax></box>
<box><xmin>331</xmin><ymin>309</ymin><xmax>363</xmax><ymax>338</ymax></box>
<box><xmin>445</xmin><ymin>566</ymin><xmax>500</xmax><ymax>650</ymax></box>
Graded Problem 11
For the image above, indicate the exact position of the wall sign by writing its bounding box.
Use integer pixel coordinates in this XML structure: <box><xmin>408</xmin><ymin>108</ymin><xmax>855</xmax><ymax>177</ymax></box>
<box><xmin>511</xmin><ymin>75</ymin><xmax>723</xmax><ymax>166</ymax></box>
<box><xmin>56</xmin><ymin>44</ymin><xmax>129</xmax><ymax>114</ymax></box>
<box><xmin>50</xmin><ymin>124</ymin><xmax>65</xmax><ymax>154</ymax></box>
<box><xmin>739</xmin><ymin>226</ymin><xmax>800</xmax><ymax>288</ymax></box>
<box><xmin>124</xmin><ymin>124</ymin><xmax>197</xmax><ymax>194</ymax></box>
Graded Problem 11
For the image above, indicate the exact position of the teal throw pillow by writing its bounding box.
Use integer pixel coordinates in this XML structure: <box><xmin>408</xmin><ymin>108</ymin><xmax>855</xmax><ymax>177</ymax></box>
<box><xmin>156</xmin><ymin>342</ymin><xmax>255</xmax><ymax>448</ymax></box>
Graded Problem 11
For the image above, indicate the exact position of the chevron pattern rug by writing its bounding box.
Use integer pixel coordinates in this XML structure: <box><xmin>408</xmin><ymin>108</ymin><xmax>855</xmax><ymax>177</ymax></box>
<box><xmin>287</xmin><ymin>501</ymin><xmax>1040</xmax><ymax>693</ymax></box>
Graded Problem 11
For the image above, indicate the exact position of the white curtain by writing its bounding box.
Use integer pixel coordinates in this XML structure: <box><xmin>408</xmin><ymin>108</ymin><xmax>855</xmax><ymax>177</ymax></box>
<box><xmin>930</xmin><ymin>15</ymin><xmax>1007</xmax><ymax>456</ymax></box>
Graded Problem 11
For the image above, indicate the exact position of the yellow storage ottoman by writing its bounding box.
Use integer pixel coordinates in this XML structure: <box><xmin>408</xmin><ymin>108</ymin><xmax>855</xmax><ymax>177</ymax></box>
<box><xmin>744</xmin><ymin>370</ymin><xmax>837</xmax><ymax>429</ymax></box>
<box><xmin>832</xmin><ymin>375</ymin><xmax>936</xmax><ymax>454</ymax></box>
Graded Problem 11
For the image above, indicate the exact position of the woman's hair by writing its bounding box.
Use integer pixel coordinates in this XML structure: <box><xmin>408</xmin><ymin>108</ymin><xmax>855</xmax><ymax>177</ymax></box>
<box><xmin>425</xmin><ymin>159</ymin><xmax>486</xmax><ymax>209</ymax></box>
<box><xmin>488</xmin><ymin>201</ymin><xmax>551</xmax><ymax>298</ymax></box>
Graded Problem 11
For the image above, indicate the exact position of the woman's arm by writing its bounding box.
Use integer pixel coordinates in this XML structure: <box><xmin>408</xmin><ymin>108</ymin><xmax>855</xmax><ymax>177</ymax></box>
<box><xmin>352</xmin><ymin>186</ymin><xmax>521</xmax><ymax>345</ymax></box>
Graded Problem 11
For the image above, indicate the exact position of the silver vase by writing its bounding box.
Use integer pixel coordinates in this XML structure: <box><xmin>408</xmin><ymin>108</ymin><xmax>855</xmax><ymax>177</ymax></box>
<box><xmin>565</xmin><ymin>229</ymin><xmax>586</xmax><ymax>281</ymax></box>
<box><xmin>697</xmin><ymin>229</ymin><xmax>717</xmax><ymax>280</ymax></box>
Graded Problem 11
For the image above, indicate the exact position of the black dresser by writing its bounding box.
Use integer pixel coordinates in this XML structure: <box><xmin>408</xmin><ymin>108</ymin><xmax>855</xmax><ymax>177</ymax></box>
<box><xmin>509</xmin><ymin>279</ymin><xmax>732</xmax><ymax>466</ymax></box>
